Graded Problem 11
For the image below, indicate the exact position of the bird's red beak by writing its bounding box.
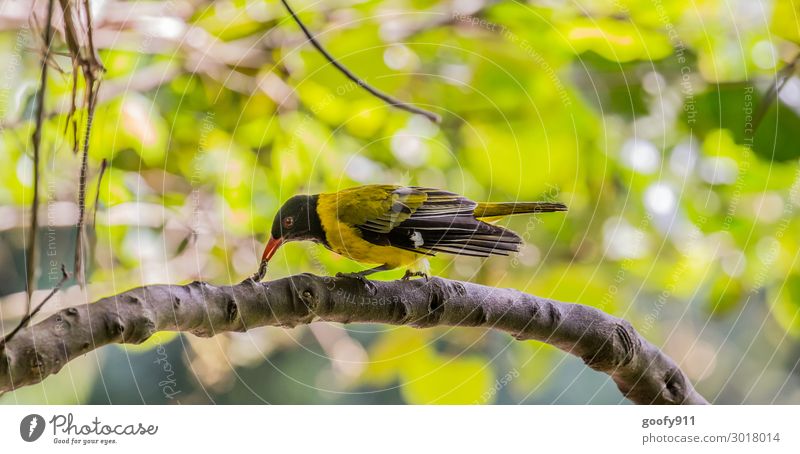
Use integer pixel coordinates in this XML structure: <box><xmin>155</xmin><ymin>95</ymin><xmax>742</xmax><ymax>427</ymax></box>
<box><xmin>253</xmin><ymin>236</ymin><xmax>283</xmax><ymax>281</ymax></box>
<box><xmin>261</xmin><ymin>236</ymin><xmax>284</xmax><ymax>263</ymax></box>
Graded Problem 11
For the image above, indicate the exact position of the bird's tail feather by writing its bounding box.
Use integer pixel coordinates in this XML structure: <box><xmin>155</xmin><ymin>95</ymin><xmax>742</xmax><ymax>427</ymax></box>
<box><xmin>474</xmin><ymin>201</ymin><xmax>567</xmax><ymax>220</ymax></box>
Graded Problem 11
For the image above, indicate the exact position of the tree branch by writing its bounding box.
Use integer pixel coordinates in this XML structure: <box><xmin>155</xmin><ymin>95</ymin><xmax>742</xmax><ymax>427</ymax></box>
<box><xmin>0</xmin><ymin>275</ymin><xmax>707</xmax><ymax>404</ymax></box>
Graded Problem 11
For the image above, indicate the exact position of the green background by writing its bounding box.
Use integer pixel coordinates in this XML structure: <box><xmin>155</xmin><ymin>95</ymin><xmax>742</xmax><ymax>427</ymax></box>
<box><xmin>1</xmin><ymin>0</ymin><xmax>799</xmax><ymax>404</ymax></box>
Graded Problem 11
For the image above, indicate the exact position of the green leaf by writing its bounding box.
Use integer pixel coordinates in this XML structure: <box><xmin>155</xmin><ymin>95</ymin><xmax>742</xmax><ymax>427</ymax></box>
<box><xmin>562</xmin><ymin>19</ymin><xmax>673</xmax><ymax>62</ymax></box>
<box><xmin>688</xmin><ymin>84</ymin><xmax>800</xmax><ymax>162</ymax></box>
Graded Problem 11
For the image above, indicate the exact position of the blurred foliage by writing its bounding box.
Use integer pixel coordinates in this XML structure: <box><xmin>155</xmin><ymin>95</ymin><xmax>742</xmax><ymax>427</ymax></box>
<box><xmin>1</xmin><ymin>0</ymin><xmax>800</xmax><ymax>404</ymax></box>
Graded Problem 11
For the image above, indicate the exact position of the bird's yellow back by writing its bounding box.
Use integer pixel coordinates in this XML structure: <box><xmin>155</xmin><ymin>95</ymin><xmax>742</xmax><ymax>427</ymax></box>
<box><xmin>316</xmin><ymin>186</ymin><xmax>424</xmax><ymax>269</ymax></box>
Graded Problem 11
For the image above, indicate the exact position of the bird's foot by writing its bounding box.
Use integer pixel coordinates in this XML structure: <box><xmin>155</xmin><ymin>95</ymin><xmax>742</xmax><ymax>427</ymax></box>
<box><xmin>248</xmin><ymin>261</ymin><xmax>268</xmax><ymax>283</ymax></box>
<box><xmin>401</xmin><ymin>270</ymin><xmax>430</xmax><ymax>282</ymax></box>
<box><xmin>240</xmin><ymin>275</ymin><xmax>259</xmax><ymax>285</ymax></box>
<box><xmin>336</xmin><ymin>271</ymin><xmax>378</xmax><ymax>295</ymax></box>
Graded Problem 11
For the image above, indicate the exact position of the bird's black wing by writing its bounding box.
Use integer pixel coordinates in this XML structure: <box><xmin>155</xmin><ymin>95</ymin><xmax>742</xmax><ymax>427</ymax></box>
<box><xmin>356</xmin><ymin>187</ymin><xmax>522</xmax><ymax>257</ymax></box>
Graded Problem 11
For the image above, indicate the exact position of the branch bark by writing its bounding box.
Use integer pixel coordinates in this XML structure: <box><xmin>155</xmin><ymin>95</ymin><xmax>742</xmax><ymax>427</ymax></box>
<box><xmin>0</xmin><ymin>275</ymin><xmax>708</xmax><ymax>404</ymax></box>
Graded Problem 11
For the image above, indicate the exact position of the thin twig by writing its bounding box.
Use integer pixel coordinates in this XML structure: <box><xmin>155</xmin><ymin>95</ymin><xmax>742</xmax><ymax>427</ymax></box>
<box><xmin>66</xmin><ymin>59</ymin><xmax>80</xmax><ymax>153</ymax></box>
<box><xmin>73</xmin><ymin>81</ymin><xmax>99</xmax><ymax>287</ymax></box>
<box><xmin>82</xmin><ymin>0</ymin><xmax>101</xmax><ymax>65</ymax></box>
<box><xmin>753</xmin><ymin>54</ymin><xmax>800</xmax><ymax>132</ymax></box>
<box><xmin>279</xmin><ymin>0</ymin><xmax>441</xmax><ymax>123</ymax></box>
<box><xmin>91</xmin><ymin>158</ymin><xmax>108</xmax><ymax>226</ymax></box>
<box><xmin>60</xmin><ymin>0</ymin><xmax>104</xmax><ymax>287</ymax></box>
<box><xmin>0</xmin><ymin>265</ymin><xmax>69</xmax><ymax>349</ymax></box>
<box><xmin>25</xmin><ymin>0</ymin><xmax>56</xmax><ymax>313</ymax></box>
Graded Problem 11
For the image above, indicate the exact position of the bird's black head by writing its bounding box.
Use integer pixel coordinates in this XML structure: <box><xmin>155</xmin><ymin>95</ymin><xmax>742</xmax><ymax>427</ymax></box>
<box><xmin>259</xmin><ymin>194</ymin><xmax>324</xmax><ymax>267</ymax></box>
<box><xmin>269</xmin><ymin>194</ymin><xmax>322</xmax><ymax>242</ymax></box>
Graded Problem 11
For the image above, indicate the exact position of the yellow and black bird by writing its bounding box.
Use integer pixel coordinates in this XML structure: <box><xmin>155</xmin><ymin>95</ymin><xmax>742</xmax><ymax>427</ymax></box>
<box><xmin>254</xmin><ymin>185</ymin><xmax>566</xmax><ymax>282</ymax></box>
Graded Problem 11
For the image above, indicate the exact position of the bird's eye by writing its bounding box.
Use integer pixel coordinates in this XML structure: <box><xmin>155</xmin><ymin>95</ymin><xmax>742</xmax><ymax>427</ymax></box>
<box><xmin>282</xmin><ymin>216</ymin><xmax>294</xmax><ymax>229</ymax></box>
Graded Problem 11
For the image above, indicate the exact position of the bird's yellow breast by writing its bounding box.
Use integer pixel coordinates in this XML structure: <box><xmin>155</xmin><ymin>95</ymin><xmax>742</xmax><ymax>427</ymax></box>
<box><xmin>316</xmin><ymin>192</ymin><xmax>421</xmax><ymax>269</ymax></box>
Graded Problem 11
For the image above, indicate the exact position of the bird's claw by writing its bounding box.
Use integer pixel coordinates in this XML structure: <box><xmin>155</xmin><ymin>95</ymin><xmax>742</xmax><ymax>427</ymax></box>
<box><xmin>249</xmin><ymin>260</ymin><xmax>268</xmax><ymax>283</ymax></box>
<box><xmin>240</xmin><ymin>275</ymin><xmax>259</xmax><ymax>285</ymax></box>
<box><xmin>401</xmin><ymin>270</ymin><xmax>430</xmax><ymax>282</ymax></box>
<box><xmin>336</xmin><ymin>272</ymin><xmax>378</xmax><ymax>295</ymax></box>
